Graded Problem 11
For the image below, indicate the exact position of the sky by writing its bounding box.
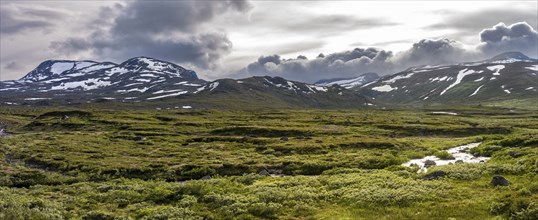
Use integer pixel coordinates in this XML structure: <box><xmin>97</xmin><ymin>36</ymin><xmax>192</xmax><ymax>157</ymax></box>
<box><xmin>1</xmin><ymin>0</ymin><xmax>537</xmax><ymax>82</ymax></box>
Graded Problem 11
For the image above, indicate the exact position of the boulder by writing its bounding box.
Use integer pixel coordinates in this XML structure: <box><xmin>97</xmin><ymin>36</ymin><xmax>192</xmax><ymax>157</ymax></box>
<box><xmin>134</xmin><ymin>136</ymin><xmax>146</xmax><ymax>141</ymax></box>
<box><xmin>455</xmin><ymin>160</ymin><xmax>464</xmax><ymax>164</ymax></box>
<box><xmin>199</xmin><ymin>175</ymin><xmax>211</xmax><ymax>180</ymax></box>
<box><xmin>491</xmin><ymin>175</ymin><xmax>510</xmax><ymax>186</ymax></box>
<box><xmin>423</xmin><ymin>170</ymin><xmax>446</xmax><ymax>180</ymax></box>
<box><xmin>280</xmin><ymin>137</ymin><xmax>288</xmax><ymax>141</ymax></box>
<box><xmin>259</xmin><ymin>169</ymin><xmax>270</xmax><ymax>176</ymax></box>
<box><xmin>424</xmin><ymin>160</ymin><xmax>436</xmax><ymax>168</ymax></box>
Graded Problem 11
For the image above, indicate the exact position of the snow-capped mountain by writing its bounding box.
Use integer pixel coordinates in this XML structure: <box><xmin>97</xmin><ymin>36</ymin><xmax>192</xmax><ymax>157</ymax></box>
<box><xmin>359</xmin><ymin>52</ymin><xmax>537</xmax><ymax>105</ymax></box>
<box><xmin>0</xmin><ymin>57</ymin><xmax>373</xmax><ymax>108</ymax></box>
<box><xmin>315</xmin><ymin>72</ymin><xmax>379</xmax><ymax>89</ymax></box>
<box><xmin>1</xmin><ymin>57</ymin><xmax>207</xmax><ymax>102</ymax></box>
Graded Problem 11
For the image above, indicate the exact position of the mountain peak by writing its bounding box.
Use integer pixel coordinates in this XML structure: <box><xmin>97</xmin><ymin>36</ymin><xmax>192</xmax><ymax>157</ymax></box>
<box><xmin>20</xmin><ymin>60</ymin><xmax>99</xmax><ymax>81</ymax></box>
<box><xmin>489</xmin><ymin>52</ymin><xmax>531</xmax><ymax>61</ymax></box>
<box><xmin>118</xmin><ymin>57</ymin><xmax>197</xmax><ymax>79</ymax></box>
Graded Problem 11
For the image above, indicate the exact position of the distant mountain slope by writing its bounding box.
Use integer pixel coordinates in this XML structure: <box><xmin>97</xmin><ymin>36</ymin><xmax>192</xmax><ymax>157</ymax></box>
<box><xmin>315</xmin><ymin>72</ymin><xmax>379</xmax><ymax>89</ymax></box>
<box><xmin>359</xmin><ymin>52</ymin><xmax>538</xmax><ymax>105</ymax></box>
<box><xmin>190</xmin><ymin>76</ymin><xmax>373</xmax><ymax>108</ymax></box>
<box><xmin>0</xmin><ymin>57</ymin><xmax>373</xmax><ymax>108</ymax></box>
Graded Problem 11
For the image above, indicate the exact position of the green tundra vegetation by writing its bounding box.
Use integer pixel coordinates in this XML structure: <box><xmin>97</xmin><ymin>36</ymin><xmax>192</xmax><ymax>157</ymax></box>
<box><xmin>0</xmin><ymin>106</ymin><xmax>537</xmax><ymax>219</ymax></box>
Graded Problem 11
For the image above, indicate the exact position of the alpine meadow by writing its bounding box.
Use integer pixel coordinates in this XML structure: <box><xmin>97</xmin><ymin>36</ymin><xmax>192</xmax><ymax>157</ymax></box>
<box><xmin>0</xmin><ymin>1</ymin><xmax>537</xmax><ymax>220</ymax></box>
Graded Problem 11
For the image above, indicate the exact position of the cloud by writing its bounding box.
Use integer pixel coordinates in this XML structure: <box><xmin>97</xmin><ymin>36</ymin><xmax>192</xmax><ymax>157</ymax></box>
<box><xmin>237</xmin><ymin>39</ymin><xmax>476</xmax><ymax>83</ymax></box>
<box><xmin>0</xmin><ymin>4</ymin><xmax>66</xmax><ymax>35</ymax></box>
<box><xmin>477</xmin><ymin>22</ymin><xmax>538</xmax><ymax>57</ymax></box>
<box><xmin>237</xmin><ymin>22</ymin><xmax>537</xmax><ymax>83</ymax></box>
<box><xmin>4</xmin><ymin>61</ymin><xmax>21</xmax><ymax>70</ymax></box>
<box><xmin>427</xmin><ymin>9</ymin><xmax>538</xmax><ymax>33</ymax></box>
<box><xmin>50</xmin><ymin>0</ymin><xmax>252</xmax><ymax>69</ymax></box>
<box><xmin>393</xmin><ymin>38</ymin><xmax>475</xmax><ymax>68</ymax></box>
<box><xmin>241</xmin><ymin>48</ymin><xmax>395</xmax><ymax>82</ymax></box>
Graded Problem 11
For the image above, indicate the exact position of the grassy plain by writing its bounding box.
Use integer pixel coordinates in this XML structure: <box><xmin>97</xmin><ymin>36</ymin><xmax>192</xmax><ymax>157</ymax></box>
<box><xmin>0</xmin><ymin>106</ymin><xmax>537</xmax><ymax>219</ymax></box>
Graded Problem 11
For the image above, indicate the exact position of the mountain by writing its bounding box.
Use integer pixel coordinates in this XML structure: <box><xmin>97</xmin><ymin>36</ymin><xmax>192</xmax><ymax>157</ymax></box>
<box><xmin>359</xmin><ymin>52</ymin><xmax>538</xmax><ymax>105</ymax></box>
<box><xmin>315</xmin><ymin>72</ymin><xmax>379</xmax><ymax>89</ymax></box>
<box><xmin>0</xmin><ymin>57</ymin><xmax>373</xmax><ymax>108</ymax></box>
<box><xmin>191</xmin><ymin>76</ymin><xmax>373</xmax><ymax>108</ymax></box>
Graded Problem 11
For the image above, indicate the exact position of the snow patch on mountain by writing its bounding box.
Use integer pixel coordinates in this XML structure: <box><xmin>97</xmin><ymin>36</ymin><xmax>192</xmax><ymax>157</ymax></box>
<box><xmin>50</xmin><ymin>78</ymin><xmax>111</xmax><ymax>90</ymax></box>
<box><xmin>487</xmin><ymin>65</ymin><xmax>505</xmax><ymax>75</ymax></box>
<box><xmin>147</xmin><ymin>91</ymin><xmax>188</xmax><ymax>100</ymax></box>
<box><xmin>372</xmin><ymin>85</ymin><xmax>397</xmax><ymax>92</ymax></box>
<box><xmin>474</xmin><ymin>77</ymin><xmax>484</xmax><ymax>82</ymax></box>
<box><xmin>440</xmin><ymin>69</ymin><xmax>476</xmax><ymax>95</ymax></box>
<box><xmin>209</xmin><ymin>82</ymin><xmax>219</xmax><ymax>91</ymax></box>
<box><xmin>526</xmin><ymin>65</ymin><xmax>538</xmax><ymax>71</ymax></box>
<box><xmin>469</xmin><ymin>85</ymin><xmax>484</xmax><ymax>97</ymax></box>
<box><xmin>383</xmin><ymin>72</ymin><xmax>414</xmax><ymax>84</ymax></box>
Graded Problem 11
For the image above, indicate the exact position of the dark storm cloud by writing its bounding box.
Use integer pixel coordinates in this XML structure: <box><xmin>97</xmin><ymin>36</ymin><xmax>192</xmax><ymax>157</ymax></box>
<box><xmin>50</xmin><ymin>0</ymin><xmax>252</xmax><ymax>69</ymax></box>
<box><xmin>0</xmin><ymin>5</ymin><xmax>66</xmax><ymax>34</ymax></box>
<box><xmin>477</xmin><ymin>22</ymin><xmax>538</xmax><ymax>57</ymax></box>
<box><xmin>427</xmin><ymin>9</ymin><xmax>537</xmax><ymax>32</ymax></box>
<box><xmin>112</xmin><ymin>0</ymin><xmax>252</xmax><ymax>35</ymax></box>
<box><xmin>238</xmin><ymin>39</ymin><xmax>476</xmax><ymax>83</ymax></box>
<box><xmin>242</xmin><ymin>48</ymin><xmax>395</xmax><ymax>82</ymax></box>
<box><xmin>238</xmin><ymin>22</ymin><xmax>538</xmax><ymax>83</ymax></box>
<box><xmin>394</xmin><ymin>38</ymin><xmax>471</xmax><ymax>68</ymax></box>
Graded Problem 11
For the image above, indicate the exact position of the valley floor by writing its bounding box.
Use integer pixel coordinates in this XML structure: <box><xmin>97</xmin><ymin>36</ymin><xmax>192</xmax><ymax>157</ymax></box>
<box><xmin>0</xmin><ymin>106</ymin><xmax>536</xmax><ymax>219</ymax></box>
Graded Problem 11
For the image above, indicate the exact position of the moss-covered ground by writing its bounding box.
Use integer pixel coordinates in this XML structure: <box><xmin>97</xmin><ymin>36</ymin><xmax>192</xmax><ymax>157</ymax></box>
<box><xmin>0</xmin><ymin>106</ymin><xmax>536</xmax><ymax>219</ymax></box>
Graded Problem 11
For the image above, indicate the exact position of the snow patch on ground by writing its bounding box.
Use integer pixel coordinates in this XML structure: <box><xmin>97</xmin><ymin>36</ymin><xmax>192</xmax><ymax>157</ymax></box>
<box><xmin>469</xmin><ymin>85</ymin><xmax>484</xmax><ymax>97</ymax></box>
<box><xmin>372</xmin><ymin>85</ymin><xmax>397</xmax><ymax>92</ymax></box>
<box><xmin>487</xmin><ymin>65</ymin><xmax>505</xmax><ymax>75</ymax></box>
<box><xmin>474</xmin><ymin>77</ymin><xmax>484</xmax><ymax>82</ymax></box>
<box><xmin>307</xmin><ymin>85</ymin><xmax>328</xmax><ymax>92</ymax></box>
<box><xmin>440</xmin><ymin>68</ymin><xmax>476</xmax><ymax>95</ymax></box>
<box><xmin>209</xmin><ymin>82</ymin><xmax>219</xmax><ymax>91</ymax></box>
<box><xmin>117</xmin><ymin>87</ymin><xmax>151</xmax><ymax>93</ymax></box>
<box><xmin>525</xmin><ymin>65</ymin><xmax>538</xmax><ymax>71</ymax></box>
<box><xmin>50</xmin><ymin>78</ymin><xmax>111</xmax><ymax>90</ymax></box>
<box><xmin>50</xmin><ymin>62</ymin><xmax>75</xmax><ymax>75</ymax></box>
<box><xmin>372</xmin><ymin>85</ymin><xmax>398</xmax><ymax>92</ymax></box>
<box><xmin>383</xmin><ymin>72</ymin><xmax>414</xmax><ymax>84</ymax></box>
<box><xmin>147</xmin><ymin>91</ymin><xmax>188</xmax><ymax>100</ymax></box>
<box><xmin>153</xmin><ymin>89</ymin><xmax>184</xmax><ymax>94</ymax></box>
<box><xmin>24</xmin><ymin>98</ymin><xmax>51</xmax><ymax>100</ymax></box>
<box><xmin>429</xmin><ymin>76</ymin><xmax>449</xmax><ymax>82</ymax></box>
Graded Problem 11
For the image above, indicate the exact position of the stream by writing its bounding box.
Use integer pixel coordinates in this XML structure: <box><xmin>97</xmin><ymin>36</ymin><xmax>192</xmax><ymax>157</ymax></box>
<box><xmin>401</xmin><ymin>142</ymin><xmax>490</xmax><ymax>173</ymax></box>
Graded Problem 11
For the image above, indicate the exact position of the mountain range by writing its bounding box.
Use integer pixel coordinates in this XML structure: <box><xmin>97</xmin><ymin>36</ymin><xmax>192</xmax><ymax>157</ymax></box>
<box><xmin>0</xmin><ymin>52</ymin><xmax>536</xmax><ymax>108</ymax></box>
<box><xmin>0</xmin><ymin>57</ymin><xmax>371</xmax><ymax>108</ymax></box>
<box><xmin>359</xmin><ymin>52</ymin><xmax>537</xmax><ymax>106</ymax></box>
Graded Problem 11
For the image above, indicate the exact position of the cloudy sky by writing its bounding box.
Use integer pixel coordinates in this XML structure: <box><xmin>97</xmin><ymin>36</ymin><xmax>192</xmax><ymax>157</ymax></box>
<box><xmin>1</xmin><ymin>0</ymin><xmax>537</xmax><ymax>82</ymax></box>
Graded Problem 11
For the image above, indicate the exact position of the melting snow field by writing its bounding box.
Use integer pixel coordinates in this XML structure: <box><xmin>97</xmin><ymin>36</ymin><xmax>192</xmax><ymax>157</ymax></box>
<box><xmin>487</xmin><ymin>65</ymin><xmax>505</xmax><ymax>75</ymax></box>
<box><xmin>440</xmin><ymin>68</ymin><xmax>476</xmax><ymax>95</ymax></box>
<box><xmin>402</xmin><ymin>142</ymin><xmax>489</xmax><ymax>173</ymax></box>
<box><xmin>372</xmin><ymin>85</ymin><xmax>397</xmax><ymax>92</ymax></box>
<box><xmin>469</xmin><ymin>85</ymin><xmax>484</xmax><ymax>97</ymax></box>
<box><xmin>525</xmin><ymin>65</ymin><xmax>538</xmax><ymax>71</ymax></box>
